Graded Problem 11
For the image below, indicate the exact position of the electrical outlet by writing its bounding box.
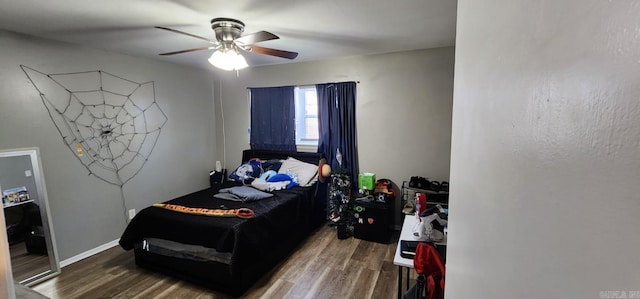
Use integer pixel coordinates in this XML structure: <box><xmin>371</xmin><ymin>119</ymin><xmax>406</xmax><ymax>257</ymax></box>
<box><xmin>128</xmin><ymin>209</ymin><xmax>136</xmax><ymax>220</ymax></box>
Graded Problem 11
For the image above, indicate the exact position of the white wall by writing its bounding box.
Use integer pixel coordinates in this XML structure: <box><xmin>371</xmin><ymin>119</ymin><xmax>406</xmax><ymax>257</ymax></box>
<box><xmin>0</xmin><ymin>202</ymin><xmax>15</xmax><ymax>299</ymax></box>
<box><xmin>0</xmin><ymin>30</ymin><xmax>216</xmax><ymax>260</ymax></box>
<box><xmin>213</xmin><ymin>47</ymin><xmax>454</xmax><ymax>225</ymax></box>
<box><xmin>447</xmin><ymin>1</ymin><xmax>640</xmax><ymax>298</ymax></box>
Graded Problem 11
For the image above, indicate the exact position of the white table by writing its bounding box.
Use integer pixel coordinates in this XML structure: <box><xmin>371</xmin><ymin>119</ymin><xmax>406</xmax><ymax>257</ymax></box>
<box><xmin>393</xmin><ymin>214</ymin><xmax>446</xmax><ymax>299</ymax></box>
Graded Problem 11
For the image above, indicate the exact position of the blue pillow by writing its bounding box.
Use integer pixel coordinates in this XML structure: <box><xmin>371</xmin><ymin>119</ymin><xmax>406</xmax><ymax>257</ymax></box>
<box><xmin>260</xmin><ymin>170</ymin><xmax>277</xmax><ymax>181</ymax></box>
<box><xmin>267</xmin><ymin>173</ymin><xmax>299</xmax><ymax>189</ymax></box>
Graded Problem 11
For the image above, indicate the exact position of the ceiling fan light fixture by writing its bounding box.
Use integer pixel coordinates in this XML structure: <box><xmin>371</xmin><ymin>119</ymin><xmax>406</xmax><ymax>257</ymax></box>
<box><xmin>208</xmin><ymin>47</ymin><xmax>248</xmax><ymax>71</ymax></box>
<box><xmin>157</xmin><ymin>18</ymin><xmax>298</xmax><ymax>69</ymax></box>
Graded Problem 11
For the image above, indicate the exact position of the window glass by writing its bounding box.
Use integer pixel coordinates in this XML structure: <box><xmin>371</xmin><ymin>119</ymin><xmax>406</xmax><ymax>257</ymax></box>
<box><xmin>295</xmin><ymin>86</ymin><xmax>319</xmax><ymax>148</ymax></box>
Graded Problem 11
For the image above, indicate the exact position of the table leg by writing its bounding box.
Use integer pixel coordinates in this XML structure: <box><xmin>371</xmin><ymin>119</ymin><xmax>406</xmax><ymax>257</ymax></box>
<box><xmin>406</xmin><ymin>267</ymin><xmax>410</xmax><ymax>290</ymax></box>
<box><xmin>398</xmin><ymin>266</ymin><xmax>402</xmax><ymax>299</ymax></box>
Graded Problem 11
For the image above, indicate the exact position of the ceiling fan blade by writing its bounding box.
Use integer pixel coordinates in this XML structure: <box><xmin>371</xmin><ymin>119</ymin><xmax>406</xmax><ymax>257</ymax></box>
<box><xmin>155</xmin><ymin>26</ymin><xmax>214</xmax><ymax>43</ymax></box>
<box><xmin>242</xmin><ymin>45</ymin><xmax>298</xmax><ymax>59</ymax></box>
<box><xmin>235</xmin><ymin>31</ymin><xmax>279</xmax><ymax>45</ymax></box>
<box><xmin>159</xmin><ymin>46</ymin><xmax>215</xmax><ymax>56</ymax></box>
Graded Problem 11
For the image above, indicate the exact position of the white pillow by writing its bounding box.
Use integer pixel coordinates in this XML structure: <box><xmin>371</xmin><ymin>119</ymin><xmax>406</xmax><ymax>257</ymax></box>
<box><xmin>278</xmin><ymin>157</ymin><xmax>318</xmax><ymax>187</ymax></box>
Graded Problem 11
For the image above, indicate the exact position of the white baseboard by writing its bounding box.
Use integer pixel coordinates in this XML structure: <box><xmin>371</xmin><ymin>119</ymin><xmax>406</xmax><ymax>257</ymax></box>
<box><xmin>60</xmin><ymin>239</ymin><xmax>120</xmax><ymax>268</ymax></box>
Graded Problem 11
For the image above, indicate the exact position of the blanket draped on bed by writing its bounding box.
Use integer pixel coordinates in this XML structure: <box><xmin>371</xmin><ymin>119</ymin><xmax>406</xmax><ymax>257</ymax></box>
<box><xmin>213</xmin><ymin>185</ymin><xmax>273</xmax><ymax>202</ymax></box>
<box><xmin>119</xmin><ymin>183</ymin><xmax>318</xmax><ymax>270</ymax></box>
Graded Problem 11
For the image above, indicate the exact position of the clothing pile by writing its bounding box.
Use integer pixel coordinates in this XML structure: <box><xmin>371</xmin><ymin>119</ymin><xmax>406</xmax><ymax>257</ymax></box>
<box><xmin>412</xmin><ymin>205</ymin><xmax>448</xmax><ymax>243</ymax></box>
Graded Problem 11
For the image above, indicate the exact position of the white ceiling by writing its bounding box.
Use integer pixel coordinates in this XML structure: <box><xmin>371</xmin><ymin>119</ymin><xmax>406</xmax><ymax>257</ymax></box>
<box><xmin>0</xmin><ymin>0</ymin><xmax>457</xmax><ymax>70</ymax></box>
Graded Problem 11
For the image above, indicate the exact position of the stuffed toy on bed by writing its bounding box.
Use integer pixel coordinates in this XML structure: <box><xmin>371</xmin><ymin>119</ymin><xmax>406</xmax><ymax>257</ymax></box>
<box><xmin>229</xmin><ymin>159</ymin><xmax>263</xmax><ymax>184</ymax></box>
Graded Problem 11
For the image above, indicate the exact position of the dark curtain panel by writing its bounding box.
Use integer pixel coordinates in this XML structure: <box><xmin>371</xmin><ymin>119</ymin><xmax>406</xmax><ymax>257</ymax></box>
<box><xmin>249</xmin><ymin>86</ymin><xmax>296</xmax><ymax>151</ymax></box>
<box><xmin>316</xmin><ymin>81</ymin><xmax>359</xmax><ymax>188</ymax></box>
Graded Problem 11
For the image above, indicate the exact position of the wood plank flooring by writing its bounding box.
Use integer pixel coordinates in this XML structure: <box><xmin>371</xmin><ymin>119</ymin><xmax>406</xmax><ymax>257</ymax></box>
<box><xmin>31</xmin><ymin>224</ymin><xmax>415</xmax><ymax>299</ymax></box>
<box><xmin>10</xmin><ymin>241</ymin><xmax>51</xmax><ymax>282</ymax></box>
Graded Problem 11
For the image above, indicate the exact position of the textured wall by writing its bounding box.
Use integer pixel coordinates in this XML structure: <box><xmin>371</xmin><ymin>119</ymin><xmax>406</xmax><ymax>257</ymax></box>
<box><xmin>0</xmin><ymin>30</ymin><xmax>216</xmax><ymax>260</ymax></box>
<box><xmin>213</xmin><ymin>47</ymin><xmax>455</xmax><ymax>226</ymax></box>
<box><xmin>0</xmin><ymin>207</ymin><xmax>15</xmax><ymax>299</ymax></box>
<box><xmin>447</xmin><ymin>1</ymin><xmax>640</xmax><ymax>298</ymax></box>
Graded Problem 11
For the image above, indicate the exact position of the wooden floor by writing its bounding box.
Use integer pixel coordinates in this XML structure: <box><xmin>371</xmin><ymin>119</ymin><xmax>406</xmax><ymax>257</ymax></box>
<box><xmin>10</xmin><ymin>241</ymin><xmax>51</xmax><ymax>282</ymax></box>
<box><xmin>32</xmin><ymin>224</ymin><xmax>415</xmax><ymax>299</ymax></box>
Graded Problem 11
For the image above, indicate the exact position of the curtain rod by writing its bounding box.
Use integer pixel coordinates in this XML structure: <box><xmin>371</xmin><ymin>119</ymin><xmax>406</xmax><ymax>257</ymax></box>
<box><xmin>246</xmin><ymin>81</ymin><xmax>360</xmax><ymax>89</ymax></box>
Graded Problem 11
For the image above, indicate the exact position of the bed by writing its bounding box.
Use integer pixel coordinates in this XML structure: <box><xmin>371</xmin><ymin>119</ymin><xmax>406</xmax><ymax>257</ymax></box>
<box><xmin>119</xmin><ymin>150</ymin><xmax>327</xmax><ymax>296</ymax></box>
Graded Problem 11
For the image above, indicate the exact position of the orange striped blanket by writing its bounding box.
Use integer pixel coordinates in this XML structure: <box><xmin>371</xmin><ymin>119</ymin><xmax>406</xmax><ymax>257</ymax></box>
<box><xmin>152</xmin><ymin>203</ymin><xmax>255</xmax><ymax>219</ymax></box>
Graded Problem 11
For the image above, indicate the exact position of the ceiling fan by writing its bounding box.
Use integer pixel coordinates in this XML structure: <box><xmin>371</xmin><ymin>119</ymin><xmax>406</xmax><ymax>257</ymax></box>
<box><xmin>156</xmin><ymin>18</ymin><xmax>298</xmax><ymax>71</ymax></box>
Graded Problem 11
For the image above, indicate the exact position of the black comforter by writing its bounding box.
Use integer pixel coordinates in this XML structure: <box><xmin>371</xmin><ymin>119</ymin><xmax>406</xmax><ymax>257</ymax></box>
<box><xmin>119</xmin><ymin>182</ymin><xmax>319</xmax><ymax>267</ymax></box>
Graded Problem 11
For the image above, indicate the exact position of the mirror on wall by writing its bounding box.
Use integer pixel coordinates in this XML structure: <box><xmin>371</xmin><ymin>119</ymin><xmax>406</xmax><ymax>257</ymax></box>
<box><xmin>0</xmin><ymin>148</ymin><xmax>59</xmax><ymax>286</ymax></box>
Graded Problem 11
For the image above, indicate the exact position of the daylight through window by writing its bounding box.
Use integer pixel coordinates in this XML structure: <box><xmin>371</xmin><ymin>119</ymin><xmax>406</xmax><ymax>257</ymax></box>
<box><xmin>295</xmin><ymin>86</ymin><xmax>318</xmax><ymax>147</ymax></box>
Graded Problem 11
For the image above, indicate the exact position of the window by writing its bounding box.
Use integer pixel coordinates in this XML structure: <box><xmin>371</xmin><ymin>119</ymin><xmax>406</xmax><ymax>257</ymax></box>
<box><xmin>294</xmin><ymin>86</ymin><xmax>319</xmax><ymax>148</ymax></box>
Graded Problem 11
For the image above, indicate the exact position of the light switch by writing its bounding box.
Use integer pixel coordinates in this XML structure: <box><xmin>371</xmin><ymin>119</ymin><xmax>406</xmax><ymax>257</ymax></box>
<box><xmin>25</xmin><ymin>170</ymin><xmax>32</xmax><ymax>177</ymax></box>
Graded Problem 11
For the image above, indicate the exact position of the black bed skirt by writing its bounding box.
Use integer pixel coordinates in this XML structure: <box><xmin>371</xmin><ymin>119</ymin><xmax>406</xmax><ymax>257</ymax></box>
<box><xmin>134</xmin><ymin>246</ymin><xmax>237</xmax><ymax>294</ymax></box>
<box><xmin>133</xmin><ymin>222</ymin><xmax>323</xmax><ymax>297</ymax></box>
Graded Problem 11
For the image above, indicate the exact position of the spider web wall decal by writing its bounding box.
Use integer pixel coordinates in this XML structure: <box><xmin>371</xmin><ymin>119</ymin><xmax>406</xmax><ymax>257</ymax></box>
<box><xmin>20</xmin><ymin>65</ymin><xmax>168</xmax><ymax>187</ymax></box>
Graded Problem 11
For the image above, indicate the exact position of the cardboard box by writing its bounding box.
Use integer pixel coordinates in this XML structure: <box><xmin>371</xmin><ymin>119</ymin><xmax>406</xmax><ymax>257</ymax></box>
<box><xmin>358</xmin><ymin>173</ymin><xmax>376</xmax><ymax>191</ymax></box>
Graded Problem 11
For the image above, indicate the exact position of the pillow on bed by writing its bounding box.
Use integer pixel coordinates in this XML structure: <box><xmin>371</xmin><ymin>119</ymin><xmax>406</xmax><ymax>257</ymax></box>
<box><xmin>251</xmin><ymin>177</ymin><xmax>291</xmax><ymax>191</ymax></box>
<box><xmin>278</xmin><ymin>157</ymin><xmax>318</xmax><ymax>187</ymax></box>
<box><xmin>267</xmin><ymin>173</ymin><xmax>299</xmax><ymax>189</ymax></box>
<box><xmin>229</xmin><ymin>159</ymin><xmax>262</xmax><ymax>183</ymax></box>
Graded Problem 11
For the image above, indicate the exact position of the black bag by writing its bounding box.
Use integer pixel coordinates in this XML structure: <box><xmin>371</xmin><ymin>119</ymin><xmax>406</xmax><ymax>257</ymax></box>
<box><xmin>209</xmin><ymin>169</ymin><xmax>227</xmax><ymax>187</ymax></box>
<box><xmin>337</xmin><ymin>223</ymin><xmax>349</xmax><ymax>239</ymax></box>
<box><xmin>400</xmin><ymin>240</ymin><xmax>419</xmax><ymax>259</ymax></box>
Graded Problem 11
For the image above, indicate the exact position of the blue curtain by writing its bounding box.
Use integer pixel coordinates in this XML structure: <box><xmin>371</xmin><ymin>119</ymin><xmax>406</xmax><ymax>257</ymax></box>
<box><xmin>249</xmin><ymin>86</ymin><xmax>296</xmax><ymax>151</ymax></box>
<box><xmin>316</xmin><ymin>82</ymin><xmax>359</xmax><ymax>188</ymax></box>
